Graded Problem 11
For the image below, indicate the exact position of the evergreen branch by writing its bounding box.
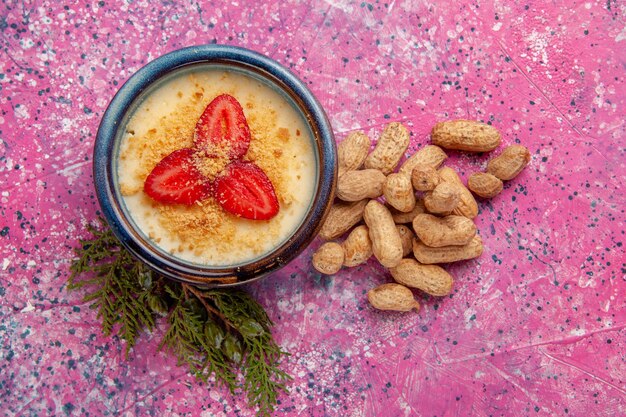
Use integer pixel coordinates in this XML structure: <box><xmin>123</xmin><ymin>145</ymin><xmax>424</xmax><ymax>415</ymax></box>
<box><xmin>68</xmin><ymin>219</ymin><xmax>155</xmax><ymax>355</ymax></box>
<box><xmin>243</xmin><ymin>339</ymin><xmax>292</xmax><ymax>417</ymax></box>
<box><xmin>159</xmin><ymin>283</ymin><xmax>238</xmax><ymax>392</ymax></box>
<box><xmin>67</xmin><ymin>218</ymin><xmax>292</xmax><ymax>416</ymax></box>
<box><xmin>184</xmin><ymin>284</ymin><xmax>236</xmax><ymax>331</ymax></box>
<box><xmin>204</xmin><ymin>289</ymin><xmax>292</xmax><ymax>416</ymax></box>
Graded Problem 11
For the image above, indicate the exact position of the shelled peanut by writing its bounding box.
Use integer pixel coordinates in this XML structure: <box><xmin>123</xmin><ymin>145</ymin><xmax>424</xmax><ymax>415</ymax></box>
<box><xmin>342</xmin><ymin>225</ymin><xmax>372</xmax><ymax>267</ymax></box>
<box><xmin>364</xmin><ymin>122</ymin><xmax>410</xmax><ymax>174</ymax></box>
<box><xmin>337</xmin><ymin>131</ymin><xmax>371</xmax><ymax>177</ymax></box>
<box><xmin>431</xmin><ymin>120</ymin><xmax>501</xmax><ymax>152</ymax></box>
<box><xmin>423</xmin><ymin>182</ymin><xmax>461</xmax><ymax>214</ymax></box>
<box><xmin>411</xmin><ymin>166</ymin><xmax>440</xmax><ymax>191</ymax></box>
<box><xmin>383</xmin><ymin>173</ymin><xmax>415</xmax><ymax>213</ymax></box>
<box><xmin>318</xmin><ymin>199</ymin><xmax>368</xmax><ymax>240</ymax></box>
<box><xmin>467</xmin><ymin>173</ymin><xmax>502</xmax><ymax>198</ymax></box>
<box><xmin>467</xmin><ymin>144</ymin><xmax>530</xmax><ymax>198</ymax></box>
<box><xmin>412</xmin><ymin>214</ymin><xmax>476</xmax><ymax>248</ymax></box>
<box><xmin>312</xmin><ymin>120</ymin><xmax>529</xmax><ymax>314</ymax></box>
<box><xmin>363</xmin><ymin>200</ymin><xmax>403</xmax><ymax>268</ymax></box>
<box><xmin>337</xmin><ymin>169</ymin><xmax>386</xmax><ymax>201</ymax></box>
<box><xmin>487</xmin><ymin>145</ymin><xmax>531</xmax><ymax>180</ymax></box>
<box><xmin>312</xmin><ymin>242</ymin><xmax>344</xmax><ymax>274</ymax></box>
<box><xmin>389</xmin><ymin>259</ymin><xmax>454</xmax><ymax>297</ymax></box>
<box><xmin>437</xmin><ymin>167</ymin><xmax>479</xmax><ymax>219</ymax></box>
<box><xmin>396</xmin><ymin>225</ymin><xmax>415</xmax><ymax>257</ymax></box>
<box><xmin>367</xmin><ymin>283</ymin><xmax>420</xmax><ymax>312</ymax></box>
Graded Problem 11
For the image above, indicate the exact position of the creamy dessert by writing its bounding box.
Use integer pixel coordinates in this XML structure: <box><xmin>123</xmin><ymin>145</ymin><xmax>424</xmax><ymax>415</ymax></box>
<box><xmin>117</xmin><ymin>68</ymin><xmax>317</xmax><ymax>266</ymax></box>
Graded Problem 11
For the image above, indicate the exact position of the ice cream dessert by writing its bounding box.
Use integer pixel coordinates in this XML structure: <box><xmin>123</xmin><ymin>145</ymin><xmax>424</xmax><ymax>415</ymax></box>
<box><xmin>117</xmin><ymin>68</ymin><xmax>317</xmax><ymax>266</ymax></box>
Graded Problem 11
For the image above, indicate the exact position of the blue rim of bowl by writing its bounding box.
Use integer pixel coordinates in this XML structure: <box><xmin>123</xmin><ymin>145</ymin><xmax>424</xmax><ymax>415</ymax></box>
<box><xmin>94</xmin><ymin>44</ymin><xmax>336</xmax><ymax>288</ymax></box>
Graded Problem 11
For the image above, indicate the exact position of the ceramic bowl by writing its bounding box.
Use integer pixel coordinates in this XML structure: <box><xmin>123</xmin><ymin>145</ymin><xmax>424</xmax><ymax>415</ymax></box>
<box><xmin>94</xmin><ymin>45</ymin><xmax>336</xmax><ymax>287</ymax></box>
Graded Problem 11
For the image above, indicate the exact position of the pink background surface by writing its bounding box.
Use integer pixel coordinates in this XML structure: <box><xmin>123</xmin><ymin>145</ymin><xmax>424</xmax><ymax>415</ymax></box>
<box><xmin>1</xmin><ymin>0</ymin><xmax>625</xmax><ymax>416</ymax></box>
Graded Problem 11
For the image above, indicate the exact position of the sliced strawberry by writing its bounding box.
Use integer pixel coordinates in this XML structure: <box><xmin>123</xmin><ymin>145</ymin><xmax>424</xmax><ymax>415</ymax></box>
<box><xmin>144</xmin><ymin>148</ymin><xmax>211</xmax><ymax>205</ymax></box>
<box><xmin>212</xmin><ymin>161</ymin><xmax>279</xmax><ymax>220</ymax></box>
<box><xmin>194</xmin><ymin>94</ymin><xmax>251</xmax><ymax>159</ymax></box>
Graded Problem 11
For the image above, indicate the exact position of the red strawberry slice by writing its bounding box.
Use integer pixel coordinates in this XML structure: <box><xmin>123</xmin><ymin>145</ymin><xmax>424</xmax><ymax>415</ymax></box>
<box><xmin>212</xmin><ymin>161</ymin><xmax>280</xmax><ymax>220</ymax></box>
<box><xmin>194</xmin><ymin>94</ymin><xmax>251</xmax><ymax>159</ymax></box>
<box><xmin>144</xmin><ymin>148</ymin><xmax>211</xmax><ymax>205</ymax></box>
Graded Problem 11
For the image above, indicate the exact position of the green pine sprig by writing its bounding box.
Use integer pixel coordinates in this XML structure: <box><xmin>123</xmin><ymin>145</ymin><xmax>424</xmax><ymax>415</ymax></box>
<box><xmin>68</xmin><ymin>223</ymin><xmax>156</xmax><ymax>355</ymax></box>
<box><xmin>158</xmin><ymin>283</ymin><xmax>238</xmax><ymax>392</ymax></box>
<box><xmin>204</xmin><ymin>289</ymin><xmax>292</xmax><ymax>415</ymax></box>
<box><xmin>68</xmin><ymin>218</ymin><xmax>291</xmax><ymax>416</ymax></box>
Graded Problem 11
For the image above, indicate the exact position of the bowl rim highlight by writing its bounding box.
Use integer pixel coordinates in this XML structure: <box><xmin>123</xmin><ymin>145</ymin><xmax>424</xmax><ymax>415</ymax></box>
<box><xmin>93</xmin><ymin>44</ymin><xmax>336</xmax><ymax>287</ymax></box>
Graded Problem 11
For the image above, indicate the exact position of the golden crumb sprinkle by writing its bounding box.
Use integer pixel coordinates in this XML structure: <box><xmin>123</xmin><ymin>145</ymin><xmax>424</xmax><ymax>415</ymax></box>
<box><xmin>120</xmin><ymin>183</ymin><xmax>141</xmax><ymax>196</ymax></box>
<box><xmin>277</xmin><ymin>127</ymin><xmax>290</xmax><ymax>142</ymax></box>
<box><xmin>117</xmin><ymin>70</ymin><xmax>314</xmax><ymax>264</ymax></box>
<box><xmin>193</xmin><ymin>146</ymin><xmax>231</xmax><ymax>181</ymax></box>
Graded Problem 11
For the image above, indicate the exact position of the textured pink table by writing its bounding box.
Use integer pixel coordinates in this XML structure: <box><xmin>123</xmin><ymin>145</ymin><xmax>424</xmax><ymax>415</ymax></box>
<box><xmin>1</xmin><ymin>1</ymin><xmax>625</xmax><ymax>416</ymax></box>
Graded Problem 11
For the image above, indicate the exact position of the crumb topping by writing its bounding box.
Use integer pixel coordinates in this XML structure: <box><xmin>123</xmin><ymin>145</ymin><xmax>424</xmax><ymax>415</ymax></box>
<box><xmin>118</xmin><ymin>71</ymin><xmax>311</xmax><ymax>264</ymax></box>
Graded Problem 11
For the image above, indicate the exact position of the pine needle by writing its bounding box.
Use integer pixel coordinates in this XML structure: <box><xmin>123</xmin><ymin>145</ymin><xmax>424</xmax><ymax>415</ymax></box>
<box><xmin>68</xmin><ymin>218</ymin><xmax>291</xmax><ymax>416</ymax></box>
<box><xmin>68</xmin><ymin>221</ymin><xmax>155</xmax><ymax>355</ymax></box>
